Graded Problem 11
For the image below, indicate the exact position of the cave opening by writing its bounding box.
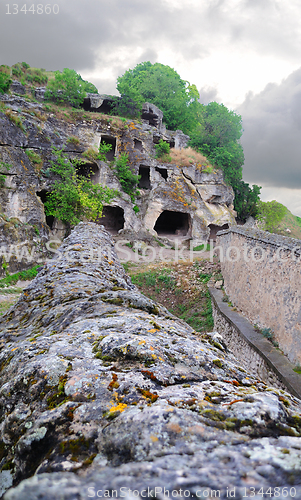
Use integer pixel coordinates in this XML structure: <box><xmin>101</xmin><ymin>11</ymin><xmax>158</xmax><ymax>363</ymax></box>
<box><xmin>154</xmin><ymin>211</ymin><xmax>190</xmax><ymax>236</ymax></box>
<box><xmin>83</xmin><ymin>97</ymin><xmax>113</xmax><ymax>114</ymax></box>
<box><xmin>74</xmin><ymin>162</ymin><xmax>99</xmax><ymax>184</ymax></box>
<box><xmin>155</xmin><ymin>167</ymin><xmax>168</xmax><ymax>180</ymax></box>
<box><xmin>36</xmin><ymin>190</ymin><xmax>54</xmax><ymax>229</ymax></box>
<box><xmin>100</xmin><ymin>135</ymin><xmax>116</xmax><ymax>161</ymax></box>
<box><xmin>138</xmin><ymin>166</ymin><xmax>151</xmax><ymax>189</ymax></box>
<box><xmin>97</xmin><ymin>206</ymin><xmax>125</xmax><ymax>234</ymax></box>
<box><xmin>208</xmin><ymin>223</ymin><xmax>229</xmax><ymax>242</ymax></box>
<box><xmin>134</xmin><ymin>139</ymin><xmax>143</xmax><ymax>151</ymax></box>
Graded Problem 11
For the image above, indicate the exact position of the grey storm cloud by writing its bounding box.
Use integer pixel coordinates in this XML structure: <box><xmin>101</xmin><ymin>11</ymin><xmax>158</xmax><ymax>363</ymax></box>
<box><xmin>2</xmin><ymin>0</ymin><xmax>301</xmax><ymax>90</ymax></box>
<box><xmin>238</xmin><ymin>67</ymin><xmax>301</xmax><ymax>189</ymax></box>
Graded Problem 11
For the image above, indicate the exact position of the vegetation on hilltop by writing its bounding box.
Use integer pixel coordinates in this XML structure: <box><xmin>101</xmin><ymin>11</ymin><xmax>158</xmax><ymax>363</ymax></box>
<box><xmin>255</xmin><ymin>200</ymin><xmax>301</xmax><ymax>238</ymax></box>
<box><xmin>0</xmin><ymin>63</ymin><xmax>98</xmax><ymax>108</ymax></box>
<box><xmin>116</xmin><ymin>61</ymin><xmax>261</xmax><ymax>221</ymax></box>
<box><xmin>45</xmin><ymin>68</ymin><xmax>98</xmax><ymax>107</ymax></box>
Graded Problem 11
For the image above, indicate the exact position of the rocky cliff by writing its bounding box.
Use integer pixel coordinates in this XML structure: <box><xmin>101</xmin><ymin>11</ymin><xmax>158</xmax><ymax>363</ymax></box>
<box><xmin>0</xmin><ymin>223</ymin><xmax>301</xmax><ymax>499</ymax></box>
<box><xmin>0</xmin><ymin>90</ymin><xmax>235</xmax><ymax>274</ymax></box>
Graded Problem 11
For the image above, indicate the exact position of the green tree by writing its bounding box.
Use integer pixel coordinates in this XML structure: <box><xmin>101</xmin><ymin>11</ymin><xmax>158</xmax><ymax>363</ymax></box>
<box><xmin>45</xmin><ymin>68</ymin><xmax>91</xmax><ymax>108</ymax></box>
<box><xmin>76</xmin><ymin>74</ymin><xmax>98</xmax><ymax>94</ymax></box>
<box><xmin>116</xmin><ymin>62</ymin><xmax>201</xmax><ymax>133</ymax></box>
<box><xmin>44</xmin><ymin>148</ymin><xmax>117</xmax><ymax>230</ymax></box>
<box><xmin>232</xmin><ymin>181</ymin><xmax>261</xmax><ymax>221</ymax></box>
<box><xmin>256</xmin><ymin>200</ymin><xmax>287</xmax><ymax>232</ymax></box>
<box><xmin>189</xmin><ymin>102</ymin><xmax>261</xmax><ymax>220</ymax></box>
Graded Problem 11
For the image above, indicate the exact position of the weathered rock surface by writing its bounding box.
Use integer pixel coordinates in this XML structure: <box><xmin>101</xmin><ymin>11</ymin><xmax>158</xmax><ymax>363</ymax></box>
<box><xmin>0</xmin><ymin>92</ymin><xmax>235</xmax><ymax>259</ymax></box>
<box><xmin>0</xmin><ymin>223</ymin><xmax>301</xmax><ymax>499</ymax></box>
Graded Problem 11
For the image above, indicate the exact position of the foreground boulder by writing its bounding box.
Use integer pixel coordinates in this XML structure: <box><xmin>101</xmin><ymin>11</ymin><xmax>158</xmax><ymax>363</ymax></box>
<box><xmin>0</xmin><ymin>223</ymin><xmax>301</xmax><ymax>499</ymax></box>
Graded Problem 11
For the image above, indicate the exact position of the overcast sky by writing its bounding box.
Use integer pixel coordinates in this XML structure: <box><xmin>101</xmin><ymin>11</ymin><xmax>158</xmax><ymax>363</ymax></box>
<box><xmin>1</xmin><ymin>0</ymin><xmax>301</xmax><ymax>215</ymax></box>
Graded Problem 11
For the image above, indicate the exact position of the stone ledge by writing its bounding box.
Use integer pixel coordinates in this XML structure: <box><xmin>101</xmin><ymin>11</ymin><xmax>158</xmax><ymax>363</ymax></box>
<box><xmin>209</xmin><ymin>286</ymin><xmax>301</xmax><ymax>399</ymax></box>
<box><xmin>216</xmin><ymin>226</ymin><xmax>301</xmax><ymax>252</ymax></box>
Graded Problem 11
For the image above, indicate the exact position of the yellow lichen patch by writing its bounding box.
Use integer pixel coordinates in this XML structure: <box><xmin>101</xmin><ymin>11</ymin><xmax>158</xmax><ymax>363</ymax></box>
<box><xmin>150</xmin><ymin>435</ymin><xmax>158</xmax><ymax>442</ymax></box>
<box><xmin>109</xmin><ymin>403</ymin><xmax>127</xmax><ymax>413</ymax></box>
<box><xmin>148</xmin><ymin>329</ymin><xmax>159</xmax><ymax>334</ymax></box>
<box><xmin>166</xmin><ymin>423</ymin><xmax>182</xmax><ymax>433</ymax></box>
<box><xmin>139</xmin><ymin>340</ymin><xmax>146</xmax><ymax>345</ymax></box>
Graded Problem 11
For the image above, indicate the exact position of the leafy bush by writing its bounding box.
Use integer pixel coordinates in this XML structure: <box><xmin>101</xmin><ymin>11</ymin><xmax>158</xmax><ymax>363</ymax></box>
<box><xmin>12</xmin><ymin>66</ymin><xmax>22</xmax><ymax>77</ymax></box>
<box><xmin>45</xmin><ymin>68</ymin><xmax>97</xmax><ymax>108</ymax></box>
<box><xmin>44</xmin><ymin>148</ymin><xmax>117</xmax><ymax>229</ymax></box>
<box><xmin>0</xmin><ymin>72</ymin><xmax>12</xmax><ymax>94</ymax></box>
<box><xmin>155</xmin><ymin>139</ymin><xmax>170</xmax><ymax>159</ymax></box>
<box><xmin>98</xmin><ymin>141</ymin><xmax>112</xmax><ymax>162</ymax></box>
<box><xmin>114</xmin><ymin>153</ymin><xmax>140</xmax><ymax>202</ymax></box>
<box><xmin>45</xmin><ymin>68</ymin><xmax>87</xmax><ymax>108</ymax></box>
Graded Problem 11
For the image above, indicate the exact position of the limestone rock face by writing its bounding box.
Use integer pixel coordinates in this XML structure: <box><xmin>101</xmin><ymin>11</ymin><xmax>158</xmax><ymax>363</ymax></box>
<box><xmin>0</xmin><ymin>223</ymin><xmax>301</xmax><ymax>499</ymax></box>
<box><xmin>0</xmin><ymin>92</ymin><xmax>235</xmax><ymax>264</ymax></box>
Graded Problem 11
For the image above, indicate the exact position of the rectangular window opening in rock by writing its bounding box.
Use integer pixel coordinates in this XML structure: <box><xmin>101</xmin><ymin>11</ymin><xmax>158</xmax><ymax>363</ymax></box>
<box><xmin>74</xmin><ymin>161</ymin><xmax>100</xmax><ymax>184</ymax></box>
<box><xmin>100</xmin><ymin>136</ymin><xmax>116</xmax><ymax>161</ymax></box>
<box><xmin>134</xmin><ymin>139</ymin><xmax>143</xmax><ymax>151</ymax></box>
<box><xmin>138</xmin><ymin>166</ymin><xmax>151</xmax><ymax>189</ymax></box>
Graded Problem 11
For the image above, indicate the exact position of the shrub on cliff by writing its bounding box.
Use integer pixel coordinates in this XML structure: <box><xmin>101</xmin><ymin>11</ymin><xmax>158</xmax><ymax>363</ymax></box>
<box><xmin>44</xmin><ymin>148</ymin><xmax>117</xmax><ymax>230</ymax></box>
<box><xmin>114</xmin><ymin>153</ymin><xmax>140</xmax><ymax>202</ymax></box>
<box><xmin>0</xmin><ymin>71</ymin><xmax>12</xmax><ymax>94</ymax></box>
<box><xmin>45</xmin><ymin>68</ymin><xmax>97</xmax><ymax>108</ymax></box>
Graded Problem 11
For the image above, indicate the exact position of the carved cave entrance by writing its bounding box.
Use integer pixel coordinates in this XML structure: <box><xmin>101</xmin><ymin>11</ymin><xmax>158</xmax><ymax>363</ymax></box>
<box><xmin>97</xmin><ymin>206</ymin><xmax>125</xmax><ymax>234</ymax></box>
<box><xmin>134</xmin><ymin>139</ymin><xmax>143</xmax><ymax>151</ymax></box>
<box><xmin>138</xmin><ymin>166</ymin><xmax>151</xmax><ymax>189</ymax></box>
<box><xmin>154</xmin><ymin>211</ymin><xmax>190</xmax><ymax>237</ymax></box>
<box><xmin>208</xmin><ymin>223</ymin><xmax>229</xmax><ymax>242</ymax></box>
<box><xmin>75</xmin><ymin>162</ymin><xmax>99</xmax><ymax>184</ymax></box>
<box><xmin>100</xmin><ymin>136</ymin><xmax>116</xmax><ymax>162</ymax></box>
<box><xmin>83</xmin><ymin>97</ymin><xmax>113</xmax><ymax>114</ymax></box>
<box><xmin>36</xmin><ymin>190</ymin><xmax>54</xmax><ymax>229</ymax></box>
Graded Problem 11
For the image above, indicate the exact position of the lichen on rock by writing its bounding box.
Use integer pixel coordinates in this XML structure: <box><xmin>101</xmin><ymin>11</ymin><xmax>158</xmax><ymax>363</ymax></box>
<box><xmin>0</xmin><ymin>223</ymin><xmax>301</xmax><ymax>499</ymax></box>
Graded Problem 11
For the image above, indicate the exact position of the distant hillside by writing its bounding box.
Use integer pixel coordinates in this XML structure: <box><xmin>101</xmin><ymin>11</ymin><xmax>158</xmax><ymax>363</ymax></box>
<box><xmin>276</xmin><ymin>209</ymin><xmax>301</xmax><ymax>239</ymax></box>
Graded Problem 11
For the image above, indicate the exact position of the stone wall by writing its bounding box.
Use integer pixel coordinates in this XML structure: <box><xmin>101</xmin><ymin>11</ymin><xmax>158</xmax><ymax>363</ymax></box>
<box><xmin>216</xmin><ymin>227</ymin><xmax>301</xmax><ymax>365</ymax></box>
<box><xmin>210</xmin><ymin>287</ymin><xmax>301</xmax><ymax>399</ymax></box>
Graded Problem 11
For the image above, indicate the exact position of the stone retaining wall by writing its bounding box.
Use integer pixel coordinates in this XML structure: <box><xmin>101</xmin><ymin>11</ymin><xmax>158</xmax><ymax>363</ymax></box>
<box><xmin>209</xmin><ymin>287</ymin><xmax>301</xmax><ymax>399</ymax></box>
<box><xmin>216</xmin><ymin>227</ymin><xmax>301</xmax><ymax>365</ymax></box>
